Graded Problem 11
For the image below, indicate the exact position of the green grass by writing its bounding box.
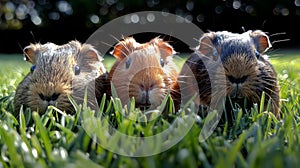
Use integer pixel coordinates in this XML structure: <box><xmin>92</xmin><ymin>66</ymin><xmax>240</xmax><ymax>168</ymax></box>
<box><xmin>0</xmin><ymin>51</ymin><xmax>300</xmax><ymax>168</ymax></box>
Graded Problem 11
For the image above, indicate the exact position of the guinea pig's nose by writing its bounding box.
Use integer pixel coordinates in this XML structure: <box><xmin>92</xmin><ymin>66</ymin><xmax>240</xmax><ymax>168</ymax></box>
<box><xmin>139</xmin><ymin>84</ymin><xmax>152</xmax><ymax>105</ymax></box>
<box><xmin>229</xmin><ymin>84</ymin><xmax>243</xmax><ymax>99</ymax></box>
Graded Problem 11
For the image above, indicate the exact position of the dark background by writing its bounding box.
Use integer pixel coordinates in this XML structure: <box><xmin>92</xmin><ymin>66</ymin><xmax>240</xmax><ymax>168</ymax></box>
<box><xmin>0</xmin><ymin>0</ymin><xmax>299</xmax><ymax>54</ymax></box>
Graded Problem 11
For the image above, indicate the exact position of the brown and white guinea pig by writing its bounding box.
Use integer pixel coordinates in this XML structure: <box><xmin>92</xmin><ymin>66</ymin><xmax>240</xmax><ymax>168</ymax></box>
<box><xmin>13</xmin><ymin>40</ymin><xmax>107</xmax><ymax>116</ymax></box>
<box><xmin>181</xmin><ymin>30</ymin><xmax>280</xmax><ymax>117</ymax></box>
<box><xmin>107</xmin><ymin>37</ymin><xmax>180</xmax><ymax>111</ymax></box>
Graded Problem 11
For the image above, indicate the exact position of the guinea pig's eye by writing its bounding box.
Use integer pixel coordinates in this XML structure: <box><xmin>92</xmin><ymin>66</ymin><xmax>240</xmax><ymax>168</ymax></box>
<box><xmin>213</xmin><ymin>50</ymin><xmax>219</xmax><ymax>57</ymax></box>
<box><xmin>255</xmin><ymin>50</ymin><xmax>260</xmax><ymax>59</ymax></box>
<box><xmin>160</xmin><ymin>58</ymin><xmax>165</xmax><ymax>67</ymax></box>
<box><xmin>74</xmin><ymin>65</ymin><xmax>80</xmax><ymax>75</ymax></box>
<box><xmin>30</xmin><ymin>65</ymin><xmax>36</xmax><ymax>73</ymax></box>
<box><xmin>125</xmin><ymin>57</ymin><xmax>131</xmax><ymax>69</ymax></box>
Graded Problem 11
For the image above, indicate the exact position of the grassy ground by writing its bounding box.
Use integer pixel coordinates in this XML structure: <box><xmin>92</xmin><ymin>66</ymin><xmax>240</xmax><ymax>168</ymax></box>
<box><xmin>0</xmin><ymin>51</ymin><xmax>299</xmax><ymax>168</ymax></box>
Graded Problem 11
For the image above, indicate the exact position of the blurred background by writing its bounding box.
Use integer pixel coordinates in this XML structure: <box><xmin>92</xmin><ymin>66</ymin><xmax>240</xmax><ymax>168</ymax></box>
<box><xmin>0</xmin><ymin>0</ymin><xmax>299</xmax><ymax>54</ymax></box>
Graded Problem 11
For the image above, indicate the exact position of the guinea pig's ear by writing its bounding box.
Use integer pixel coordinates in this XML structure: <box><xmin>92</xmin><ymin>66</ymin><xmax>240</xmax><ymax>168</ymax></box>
<box><xmin>111</xmin><ymin>37</ymin><xmax>139</xmax><ymax>60</ymax></box>
<box><xmin>77</xmin><ymin>43</ymin><xmax>104</xmax><ymax>73</ymax></box>
<box><xmin>250</xmin><ymin>30</ymin><xmax>272</xmax><ymax>53</ymax></box>
<box><xmin>196</xmin><ymin>32</ymin><xmax>218</xmax><ymax>60</ymax></box>
<box><xmin>151</xmin><ymin>38</ymin><xmax>176</xmax><ymax>59</ymax></box>
<box><xmin>23</xmin><ymin>44</ymin><xmax>36</xmax><ymax>64</ymax></box>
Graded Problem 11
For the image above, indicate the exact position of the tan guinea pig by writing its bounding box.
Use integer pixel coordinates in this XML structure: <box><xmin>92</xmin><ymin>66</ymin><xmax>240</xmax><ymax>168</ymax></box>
<box><xmin>13</xmin><ymin>40</ymin><xmax>107</xmax><ymax>116</ymax></box>
<box><xmin>108</xmin><ymin>37</ymin><xmax>180</xmax><ymax>111</ymax></box>
<box><xmin>181</xmin><ymin>30</ymin><xmax>280</xmax><ymax>117</ymax></box>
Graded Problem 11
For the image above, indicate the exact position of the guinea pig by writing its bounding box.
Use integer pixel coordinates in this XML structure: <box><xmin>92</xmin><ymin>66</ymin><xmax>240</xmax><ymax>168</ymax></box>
<box><xmin>13</xmin><ymin>40</ymin><xmax>107</xmax><ymax>116</ymax></box>
<box><xmin>180</xmin><ymin>30</ymin><xmax>280</xmax><ymax>117</ymax></box>
<box><xmin>107</xmin><ymin>37</ymin><xmax>180</xmax><ymax>111</ymax></box>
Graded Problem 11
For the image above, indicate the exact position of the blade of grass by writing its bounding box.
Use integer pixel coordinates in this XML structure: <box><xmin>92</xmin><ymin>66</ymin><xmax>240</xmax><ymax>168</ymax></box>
<box><xmin>260</xmin><ymin>92</ymin><xmax>266</xmax><ymax>114</ymax></box>
<box><xmin>0</xmin><ymin>124</ymin><xmax>24</xmax><ymax>168</ymax></box>
<box><xmin>97</xmin><ymin>93</ymin><xmax>107</xmax><ymax>117</ymax></box>
<box><xmin>232</xmin><ymin>109</ymin><xmax>243</xmax><ymax>137</ymax></box>
<box><xmin>32</xmin><ymin>112</ymin><xmax>53</xmax><ymax>162</ymax></box>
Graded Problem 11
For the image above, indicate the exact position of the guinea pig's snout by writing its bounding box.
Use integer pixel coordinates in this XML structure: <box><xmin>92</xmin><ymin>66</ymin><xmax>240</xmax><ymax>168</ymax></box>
<box><xmin>228</xmin><ymin>75</ymin><xmax>248</xmax><ymax>99</ymax></box>
<box><xmin>38</xmin><ymin>93</ymin><xmax>60</xmax><ymax>105</ymax></box>
<box><xmin>139</xmin><ymin>84</ymin><xmax>153</xmax><ymax>108</ymax></box>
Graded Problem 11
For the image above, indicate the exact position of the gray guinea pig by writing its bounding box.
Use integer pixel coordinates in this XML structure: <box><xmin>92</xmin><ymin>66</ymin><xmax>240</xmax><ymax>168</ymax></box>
<box><xmin>181</xmin><ymin>30</ymin><xmax>280</xmax><ymax>117</ymax></box>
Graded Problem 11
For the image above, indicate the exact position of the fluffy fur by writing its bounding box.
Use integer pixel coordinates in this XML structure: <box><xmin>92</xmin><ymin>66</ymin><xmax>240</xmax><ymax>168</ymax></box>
<box><xmin>14</xmin><ymin>41</ymin><xmax>107</xmax><ymax>116</ymax></box>
<box><xmin>180</xmin><ymin>30</ymin><xmax>280</xmax><ymax>117</ymax></box>
<box><xmin>108</xmin><ymin>37</ymin><xmax>179</xmax><ymax>111</ymax></box>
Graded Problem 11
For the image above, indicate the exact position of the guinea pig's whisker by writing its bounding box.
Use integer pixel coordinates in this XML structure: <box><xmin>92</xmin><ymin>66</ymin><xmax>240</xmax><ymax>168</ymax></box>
<box><xmin>177</xmin><ymin>75</ymin><xmax>193</xmax><ymax>79</ymax></box>
<box><xmin>117</xmin><ymin>41</ymin><xmax>132</xmax><ymax>56</ymax></box>
<box><xmin>261</xmin><ymin>87</ymin><xmax>280</xmax><ymax>97</ymax></box>
<box><xmin>261</xmin><ymin>78</ymin><xmax>278</xmax><ymax>83</ymax></box>
<box><xmin>158</xmin><ymin>94</ymin><xmax>166</xmax><ymax>102</ymax></box>
<box><xmin>110</xmin><ymin>34</ymin><xmax>131</xmax><ymax>50</ymax></box>
<box><xmin>115</xmin><ymin>85</ymin><xmax>128</xmax><ymax>88</ymax></box>
<box><xmin>185</xmin><ymin>60</ymin><xmax>201</xmax><ymax>65</ymax></box>
<box><xmin>255</xmin><ymin>87</ymin><xmax>277</xmax><ymax>101</ymax></box>
<box><xmin>259</xmin><ymin>81</ymin><xmax>276</xmax><ymax>88</ymax></box>
<box><xmin>102</xmin><ymin>41</ymin><xmax>129</xmax><ymax>58</ymax></box>
<box><xmin>177</xmin><ymin>80</ymin><xmax>187</xmax><ymax>83</ymax></box>
<box><xmin>260</xmin><ymin>78</ymin><xmax>278</xmax><ymax>85</ymax></box>
<box><xmin>113</xmin><ymin>66</ymin><xmax>130</xmax><ymax>71</ymax></box>
<box><xmin>100</xmin><ymin>41</ymin><xmax>115</xmax><ymax>48</ymax></box>
<box><xmin>270</xmin><ymin>34</ymin><xmax>290</xmax><ymax>45</ymax></box>
<box><xmin>211</xmin><ymin>91</ymin><xmax>225</xmax><ymax>98</ymax></box>
<box><xmin>120</xmin><ymin>45</ymin><xmax>132</xmax><ymax>57</ymax></box>
<box><xmin>159</xmin><ymin>34</ymin><xmax>173</xmax><ymax>44</ymax></box>
<box><xmin>201</xmin><ymin>42</ymin><xmax>215</xmax><ymax>50</ymax></box>
<box><xmin>193</xmin><ymin>37</ymin><xmax>200</xmax><ymax>43</ymax></box>
<box><xmin>170</xmin><ymin>89</ymin><xmax>180</xmax><ymax>95</ymax></box>
<box><xmin>271</xmin><ymin>39</ymin><xmax>291</xmax><ymax>45</ymax></box>
<box><xmin>269</xmin><ymin>32</ymin><xmax>286</xmax><ymax>37</ymax></box>
<box><xmin>260</xmin><ymin>81</ymin><xmax>277</xmax><ymax>88</ymax></box>
<box><xmin>212</xmin><ymin>91</ymin><xmax>226</xmax><ymax>102</ymax></box>
<box><xmin>269</xmin><ymin>32</ymin><xmax>290</xmax><ymax>45</ymax></box>
<box><xmin>176</xmin><ymin>80</ymin><xmax>189</xmax><ymax>85</ymax></box>
<box><xmin>109</xmin><ymin>34</ymin><xmax>122</xmax><ymax>43</ymax></box>
<box><xmin>199</xmin><ymin>88</ymin><xmax>212</xmax><ymax>95</ymax></box>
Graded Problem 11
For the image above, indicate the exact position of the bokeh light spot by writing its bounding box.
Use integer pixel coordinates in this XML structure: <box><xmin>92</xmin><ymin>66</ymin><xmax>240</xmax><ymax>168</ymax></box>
<box><xmin>233</xmin><ymin>0</ymin><xmax>241</xmax><ymax>9</ymax></box>
<box><xmin>90</xmin><ymin>15</ymin><xmax>100</xmax><ymax>24</ymax></box>
<box><xmin>147</xmin><ymin>13</ymin><xmax>155</xmax><ymax>22</ymax></box>
<box><xmin>48</xmin><ymin>12</ymin><xmax>60</xmax><ymax>20</ymax></box>
<box><xmin>196</xmin><ymin>14</ymin><xmax>204</xmax><ymax>23</ymax></box>
<box><xmin>131</xmin><ymin>14</ymin><xmax>139</xmax><ymax>23</ymax></box>
<box><xmin>15</xmin><ymin>4</ymin><xmax>28</xmax><ymax>20</ymax></box>
<box><xmin>281</xmin><ymin>8</ymin><xmax>289</xmax><ymax>16</ymax></box>
<box><xmin>5</xmin><ymin>13</ymin><xmax>14</xmax><ymax>21</ymax></box>
<box><xmin>5</xmin><ymin>2</ymin><xmax>16</xmax><ymax>12</ymax></box>
<box><xmin>215</xmin><ymin>6</ymin><xmax>223</xmax><ymax>14</ymax></box>
<box><xmin>295</xmin><ymin>0</ymin><xmax>300</xmax><ymax>7</ymax></box>
<box><xmin>123</xmin><ymin>15</ymin><xmax>131</xmax><ymax>24</ymax></box>
<box><xmin>245</xmin><ymin>5</ymin><xmax>254</xmax><ymax>14</ymax></box>
<box><xmin>57</xmin><ymin>1</ymin><xmax>73</xmax><ymax>15</ymax></box>
<box><xmin>186</xmin><ymin>1</ymin><xmax>194</xmax><ymax>11</ymax></box>
<box><xmin>31</xmin><ymin>15</ymin><xmax>42</xmax><ymax>25</ymax></box>
<box><xmin>185</xmin><ymin>14</ymin><xmax>193</xmax><ymax>23</ymax></box>
<box><xmin>116</xmin><ymin>3</ymin><xmax>124</xmax><ymax>11</ymax></box>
